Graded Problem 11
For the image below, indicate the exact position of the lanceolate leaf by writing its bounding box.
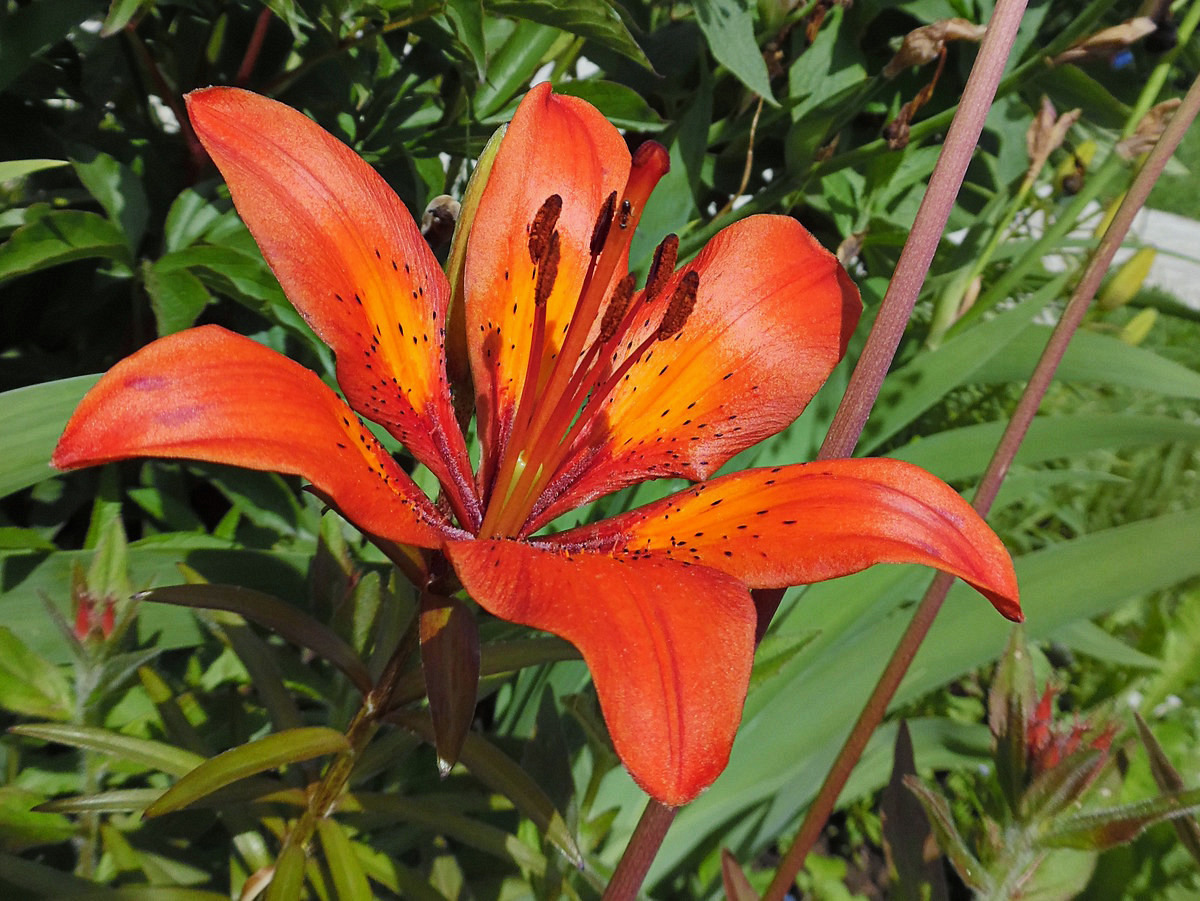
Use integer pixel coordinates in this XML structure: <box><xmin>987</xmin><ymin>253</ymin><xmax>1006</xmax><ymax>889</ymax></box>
<box><xmin>487</xmin><ymin>0</ymin><xmax>652</xmax><ymax>71</ymax></box>
<box><xmin>138</xmin><ymin>584</ymin><xmax>372</xmax><ymax>694</ymax></box>
<box><xmin>1135</xmin><ymin>713</ymin><xmax>1200</xmax><ymax>864</ymax></box>
<box><xmin>1039</xmin><ymin>787</ymin><xmax>1200</xmax><ymax>851</ymax></box>
<box><xmin>144</xmin><ymin>727</ymin><xmax>349</xmax><ymax>816</ymax></box>
<box><xmin>0</xmin><ymin>210</ymin><xmax>131</xmax><ymax>283</ymax></box>
<box><xmin>693</xmin><ymin>0</ymin><xmax>776</xmax><ymax>103</ymax></box>
<box><xmin>0</xmin><ymin>375</ymin><xmax>99</xmax><ymax>498</ymax></box>
<box><xmin>389</xmin><ymin>708</ymin><xmax>582</xmax><ymax>868</ymax></box>
<box><xmin>9</xmin><ymin>724</ymin><xmax>203</xmax><ymax>776</ymax></box>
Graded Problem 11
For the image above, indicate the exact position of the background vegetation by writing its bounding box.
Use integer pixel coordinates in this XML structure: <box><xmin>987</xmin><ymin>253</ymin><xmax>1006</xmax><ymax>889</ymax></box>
<box><xmin>2</xmin><ymin>0</ymin><xmax>1199</xmax><ymax>897</ymax></box>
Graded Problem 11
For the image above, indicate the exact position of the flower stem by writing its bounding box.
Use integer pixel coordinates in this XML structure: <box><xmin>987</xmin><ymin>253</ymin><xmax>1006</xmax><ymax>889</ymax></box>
<box><xmin>602</xmin><ymin>799</ymin><xmax>678</xmax><ymax>901</ymax></box>
<box><xmin>267</xmin><ymin>624</ymin><xmax>416</xmax><ymax>882</ymax></box>
<box><xmin>818</xmin><ymin>0</ymin><xmax>1028</xmax><ymax>463</ymax></box>
<box><xmin>763</xmin><ymin>54</ymin><xmax>1200</xmax><ymax>901</ymax></box>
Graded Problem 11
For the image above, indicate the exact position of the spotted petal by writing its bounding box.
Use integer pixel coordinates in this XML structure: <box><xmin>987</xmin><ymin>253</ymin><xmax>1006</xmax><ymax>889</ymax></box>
<box><xmin>52</xmin><ymin>326</ymin><xmax>455</xmax><ymax>551</ymax></box>
<box><xmin>549</xmin><ymin>458</ymin><xmax>1021</xmax><ymax>621</ymax></box>
<box><xmin>464</xmin><ymin>83</ymin><xmax>631</xmax><ymax>494</ymax></box>
<box><xmin>186</xmin><ymin>88</ymin><xmax>478</xmax><ymax>528</ymax></box>
<box><xmin>445</xmin><ymin>538</ymin><xmax>756</xmax><ymax>806</ymax></box>
<box><xmin>526</xmin><ymin>215</ymin><xmax>862</xmax><ymax>531</ymax></box>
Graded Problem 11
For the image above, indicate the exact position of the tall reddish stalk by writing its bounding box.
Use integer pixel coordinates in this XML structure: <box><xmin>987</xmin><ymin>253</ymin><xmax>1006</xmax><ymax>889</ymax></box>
<box><xmin>604</xmin><ymin>2</ymin><xmax>1030</xmax><ymax>897</ymax></box>
<box><xmin>763</xmin><ymin>49</ymin><xmax>1200</xmax><ymax>901</ymax></box>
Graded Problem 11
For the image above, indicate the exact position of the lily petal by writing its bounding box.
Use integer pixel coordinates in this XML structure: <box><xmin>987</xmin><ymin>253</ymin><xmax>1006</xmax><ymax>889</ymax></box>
<box><xmin>52</xmin><ymin>326</ymin><xmax>455</xmax><ymax>551</ymax></box>
<box><xmin>549</xmin><ymin>459</ymin><xmax>1021</xmax><ymax>621</ymax></box>
<box><xmin>526</xmin><ymin>215</ymin><xmax>861</xmax><ymax>530</ymax></box>
<box><xmin>464</xmin><ymin>83</ymin><xmax>631</xmax><ymax>492</ymax></box>
<box><xmin>185</xmin><ymin>88</ymin><xmax>478</xmax><ymax>528</ymax></box>
<box><xmin>445</xmin><ymin>538</ymin><xmax>756</xmax><ymax>806</ymax></box>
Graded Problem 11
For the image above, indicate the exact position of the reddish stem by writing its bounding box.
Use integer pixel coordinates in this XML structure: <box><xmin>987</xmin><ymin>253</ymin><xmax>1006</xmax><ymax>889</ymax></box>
<box><xmin>236</xmin><ymin>8</ymin><xmax>274</xmax><ymax>87</ymax></box>
<box><xmin>602</xmin><ymin>800</ymin><xmax>678</xmax><ymax>901</ymax></box>
<box><xmin>763</xmin><ymin>48</ymin><xmax>1200</xmax><ymax>901</ymax></box>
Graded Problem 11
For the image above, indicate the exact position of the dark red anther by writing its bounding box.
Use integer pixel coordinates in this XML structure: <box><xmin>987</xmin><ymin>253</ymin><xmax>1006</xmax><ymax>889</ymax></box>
<box><xmin>528</xmin><ymin>194</ymin><xmax>563</xmax><ymax>263</ymax></box>
<box><xmin>590</xmin><ymin>191</ymin><xmax>618</xmax><ymax>256</ymax></box>
<box><xmin>600</xmin><ymin>273</ymin><xmax>637</xmax><ymax>343</ymax></box>
<box><xmin>644</xmin><ymin>234</ymin><xmax>679</xmax><ymax>302</ymax></box>
<box><xmin>534</xmin><ymin>230</ymin><xmax>561</xmax><ymax>307</ymax></box>
<box><xmin>658</xmin><ymin>270</ymin><xmax>699</xmax><ymax>340</ymax></box>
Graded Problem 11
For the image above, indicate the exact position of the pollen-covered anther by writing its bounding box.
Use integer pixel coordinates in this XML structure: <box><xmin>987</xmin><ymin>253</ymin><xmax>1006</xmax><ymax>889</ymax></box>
<box><xmin>528</xmin><ymin>194</ymin><xmax>563</xmax><ymax>263</ymax></box>
<box><xmin>600</xmin><ymin>273</ymin><xmax>637</xmax><ymax>343</ymax></box>
<box><xmin>590</xmin><ymin>191</ymin><xmax>618</xmax><ymax>256</ymax></box>
<box><xmin>534</xmin><ymin>230</ymin><xmax>561</xmax><ymax>308</ymax></box>
<box><xmin>658</xmin><ymin>270</ymin><xmax>699</xmax><ymax>340</ymax></box>
<box><xmin>644</xmin><ymin>234</ymin><xmax>679</xmax><ymax>302</ymax></box>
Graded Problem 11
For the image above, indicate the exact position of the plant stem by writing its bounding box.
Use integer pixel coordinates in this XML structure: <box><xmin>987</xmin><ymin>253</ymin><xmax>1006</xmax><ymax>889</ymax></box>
<box><xmin>763</xmin><ymin>56</ymin><xmax>1200</xmax><ymax>901</ymax></box>
<box><xmin>817</xmin><ymin>0</ymin><xmax>1029</xmax><ymax>463</ymax></box>
<box><xmin>267</xmin><ymin>628</ymin><xmax>415</xmax><ymax>879</ymax></box>
<box><xmin>602</xmin><ymin>800</ymin><xmax>678</xmax><ymax>901</ymax></box>
<box><xmin>235</xmin><ymin>8</ymin><xmax>274</xmax><ymax>88</ymax></box>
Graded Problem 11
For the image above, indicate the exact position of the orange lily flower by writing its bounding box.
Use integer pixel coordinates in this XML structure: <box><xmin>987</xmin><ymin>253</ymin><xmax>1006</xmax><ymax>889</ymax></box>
<box><xmin>53</xmin><ymin>85</ymin><xmax>1019</xmax><ymax>806</ymax></box>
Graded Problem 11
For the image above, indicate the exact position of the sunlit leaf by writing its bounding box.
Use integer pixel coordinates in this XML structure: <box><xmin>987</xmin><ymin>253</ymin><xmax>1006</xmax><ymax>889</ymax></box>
<box><xmin>145</xmin><ymin>727</ymin><xmax>349</xmax><ymax>816</ymax></box>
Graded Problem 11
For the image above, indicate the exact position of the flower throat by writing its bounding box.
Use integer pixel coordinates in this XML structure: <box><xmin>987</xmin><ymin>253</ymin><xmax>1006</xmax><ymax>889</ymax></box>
<box><xmin>479</xmin><ymin>141</ymin><xmax>699</xmax><ymax>538</ymax></box>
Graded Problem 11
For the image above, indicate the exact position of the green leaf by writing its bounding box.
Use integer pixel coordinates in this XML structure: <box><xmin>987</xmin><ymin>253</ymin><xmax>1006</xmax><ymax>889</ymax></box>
<box><xmin>473</xmin><ymin>19</ymin><xmax>562</xmax><ymax>120</ymax></box>
<box><xmin>972</xmin><ymin>326</ymin><xmax>1200</xmax><ymax>399</ymax></box>
<box><xmin>9</xmin><ymin>724</ymin><xmax>204</xmax><ymax>776</ymax></box>
<box><xmin>145</xmin><ymin>727</ymin><xmax>349</xmax><ymax>816</ymax></box>
<box><xmin>316</xmin><ymin>820</ymin><xmax>373</xmax><ymax>901</ymax></box>
<box><xmin>0</xmin><ymin>850</ymin><xmax>97</xmax><ymax>895</ymax></box>
<box><xmin>1020</xmin><ymin>748</ymin><xmax>1108</xmax><ymax>821</ymax></box>
<box><xmin>36</xmin><ymin>788</ymin><xmax>162</xmax><ymax>814</ymax></box>
<box><xmin>350</xmin><ymin>792</ymin><xmax>548</xmax><ymax>875</ymax></box>
<box><xmin>0</xmin><ymin>210</ymin><xmax>131</xmax><ymax>284</ymax></box>
<box><xmin>139</xmin><ymin>584</ymin><xmax>372</xmax><ymax>695</ymax></box>
<box><xmin>904</xmin><ymin>775</ymin><xmax>992</xmax><ymax>892</ymax></box>
<box><xmin>553</xmin><ymin>79</ymin><xmax>666</xmax><ymax>131</ymax></box>
<box><xmin>446</xmin><ymin>0</ymin><xmax>487</xmax><ymax>79</ymax></box>
<box><xmin>1134</xmin><ymin>712</ymin><xmax>1200</xmax><ymax>865</ymax></box>
<box><xmin>72</xmin><ymin>149</ymin><xmax>149</xmax><ymax>249</ymax></box>
<box><xmin>1039</xmin><ymin>786</ymin><xmax>1200</xmax><ymax>851</ymax></box>
<box><xmin>1052</xmin><ymin>620</ymin><xmax>1161</xmax><ymax>670</ymax></box>
<box><xmin>0</xmin><ymin>0</ymin><xmax>101</xmax><ymax>92</ymax></box>
<box><xmin>100</xmin><ymin>0</ymin><xmax>152</xmax><ymax>36</ymax></box>
<box><xmin>487</xmin><ymin>0</ymin><xmax>651</xmax><ymax>71</ymax></box>
<box><xmin>891</xmin><ymin>414</ymin><xmax>1200</xmax><ymax>483</ymax></box>
<box><xmin>0</xmin><ymin>159</ymin><xmax>69</xmax><ymax>181</ymax></box>
<box><xmin>0</xmin><ymin>626</ymin><xmax>73</xmax><ymax>719</ymax></box>
<box><xmin>143</xmin><ymin>259</ymin><xmax>212</xmax><ymax>335</ymax></box>
<box><xmin>693</xmin><ymin>0</ymin><xmax>775</xmax><ymax>104</ymax></box>
<box><xmin>266</xmin><ymin>843</ymin><xmax>308</xmax><ymax>901</ymax></box>
<box><xmin>390</xmin><ymin>708</ymin><xmax>582</xmax><ymax>867</ymax></box>
<box><xmin>0</xmin><ymin>787</ymin><xmax>77</xmax><ymax>850</ymax></box>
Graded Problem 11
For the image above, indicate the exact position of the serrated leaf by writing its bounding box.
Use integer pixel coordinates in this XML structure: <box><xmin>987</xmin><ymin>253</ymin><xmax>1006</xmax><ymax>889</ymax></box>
<box><xmin>9</xmin><ymin>724</ymin><xmax>203</xmax><ymax>776</ymax></box>
<box><xmin>487</xmin><ymin>0</ymin><xmax>651</xmax><ymax>70</ymax></box>
<box><xmin>0</xmin><ymin>210</ymin><xmax>131</xmax><ymax>284</ymax></box>
<box><xmin>693</xmin><ymin>0</ymin><xmax>775</xmax><ymax>104</ymax></box>
<box><xmin>0</xmin><ymin>626</ymin><xmax>73</xmax><ymax>719</ymax></box>
<box><xmin>139</xmin><ymin>584</ymin><xmax>371</xmax><ymax>694</ymax></box>
<box><xmin>145</xmin><ymin>727</ymin><xmax>349</xmax><ymax>816</ymax></box>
